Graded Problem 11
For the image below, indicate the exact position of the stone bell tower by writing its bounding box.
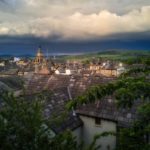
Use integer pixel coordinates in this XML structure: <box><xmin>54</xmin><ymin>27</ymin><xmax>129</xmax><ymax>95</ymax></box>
<box><xmin>34</xmin><ymin>46</ymin><xmax>50</xmax><ymax>74</ymax></box>
<box><xmin>34</xmin><ymin>46</ymin><xmax>45</xmax><ymax>64</ymax></box>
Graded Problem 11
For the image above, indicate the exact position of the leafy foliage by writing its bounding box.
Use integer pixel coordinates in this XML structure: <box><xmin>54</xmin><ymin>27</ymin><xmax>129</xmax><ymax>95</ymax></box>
<box><xmin>66</xmin><ymin>66</ymin><xmax>150</xmax><ymax>150</ymax></box>
<box><xmin>0</xmin><ymin>92</ymin><xmax>50</xmax><ymax>150</ymax></box>
<box><xmin>0</xmin><ymin>92</ymin><xmax>114</xmax><ymax>150</ymax></box>
<box><xmin>120</xmin><ymin>66</ymin><xmax>150</xmax><ymax>77</ymax></box>
<box><xmin>66</xmin><ymin>77</ymin><xmax>150</xmax><ymax>110</ymax></box>
<box><xmin>117</xmin><ymin>102</ymin><xmax>150</xmax><ymax>150</ymax></box>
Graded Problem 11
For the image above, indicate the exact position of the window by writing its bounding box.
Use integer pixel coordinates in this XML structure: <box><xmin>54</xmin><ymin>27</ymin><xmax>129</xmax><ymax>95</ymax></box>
<box><xmin>95</xmin><ymin>117</ymin><xmax>101</xmax><ymax>125</ymax></box>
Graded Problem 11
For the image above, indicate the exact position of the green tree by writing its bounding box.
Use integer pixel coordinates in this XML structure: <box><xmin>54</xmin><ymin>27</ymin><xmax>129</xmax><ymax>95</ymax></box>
<box><xmin>66</xmin><ymin>77</ymin><xmax>150</xmax><ymax>110</ymax></box>
<box><xmin>66</xmin><ymin>67</ymin><xmax>150</xmax><ymax>150</ymax></box>
<box><xmin>0</xmin><ymin>92</ymin><xmax>114</xmax><ymax>150</ymax></box>
<box><xmin>117</xmin><ymin>102</ymin><xmax>150</xmax><ymax>150</ymax></box>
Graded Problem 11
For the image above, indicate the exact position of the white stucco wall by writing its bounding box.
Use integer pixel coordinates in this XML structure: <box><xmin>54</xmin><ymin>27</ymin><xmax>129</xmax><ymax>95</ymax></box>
<box><xmin>79</xmin><ymin>115</ymin><xmax>116</xmax><ymax>150</ymax></box>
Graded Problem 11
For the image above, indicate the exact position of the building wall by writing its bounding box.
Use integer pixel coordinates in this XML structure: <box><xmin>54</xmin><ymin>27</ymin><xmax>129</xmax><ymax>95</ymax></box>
<box><xmin>79</xmin><ymin>115</ymin><xmax>116</xmax><ymax>150</ymax></box>
<box><xmin>98</xmin><ymin>69</ymin><xmax>117</xmax><ymax>77</ymax></box>
<box><xmin>117</xmin><ymin>67</ymin><xmax>126</xmax><ymax>76</ymax></box>
<box><xmin>90</xmin><ymin>65</ymin><xmax>100</xmax><ymax>70</ymax></box>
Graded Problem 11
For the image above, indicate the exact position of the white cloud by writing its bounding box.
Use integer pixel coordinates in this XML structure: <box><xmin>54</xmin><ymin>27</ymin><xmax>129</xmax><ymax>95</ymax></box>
<box><xmin>0</xmin><ymin>1</ymin><xmax>150</xmax><ymax>40</ymax></box>
<box><xmin>0</xmin><ymin>27</ymin><xmax>9</xmax><ymax>34</ymax></box>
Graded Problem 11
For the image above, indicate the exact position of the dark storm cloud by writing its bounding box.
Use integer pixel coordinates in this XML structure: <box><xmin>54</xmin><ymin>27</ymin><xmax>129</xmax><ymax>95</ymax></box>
<box><xmin>0</xmin><ymin>31</ymin><xmax>149</xmax><ymax>55</ymax></box>
<box><xmin>0</xmin><ymin>31</ymin><xmax>150</xmax><ymax>43</ymax></box>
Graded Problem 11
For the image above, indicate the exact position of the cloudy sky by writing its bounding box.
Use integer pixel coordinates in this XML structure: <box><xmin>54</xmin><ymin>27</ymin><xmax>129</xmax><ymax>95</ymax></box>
<box><xmin>0</xmin><ymin>0</ymin><xmax>150</xmax><ymax>54</ymax></box>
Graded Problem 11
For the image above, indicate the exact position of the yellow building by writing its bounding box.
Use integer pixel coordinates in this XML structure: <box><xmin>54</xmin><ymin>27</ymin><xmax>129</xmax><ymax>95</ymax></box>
<box><xmin>16</xmin><ymin>60</ymin><xmax>28</xmax><ymax>66</ymax></box>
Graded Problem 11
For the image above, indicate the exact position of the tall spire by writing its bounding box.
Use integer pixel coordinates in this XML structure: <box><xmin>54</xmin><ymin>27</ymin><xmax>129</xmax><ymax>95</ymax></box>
<box><xmin>38</xmin><ymin>45</ymin><xmax>42</xmax><ymax>53</ymax></box>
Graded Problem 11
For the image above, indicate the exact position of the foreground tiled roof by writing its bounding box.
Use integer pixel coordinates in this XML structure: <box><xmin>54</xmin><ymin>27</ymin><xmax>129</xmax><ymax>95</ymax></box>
<box><xmin>25</xmin><ymin>87</ymin><xmax>83</xmax><ymax>133</ymax></box>
<box><xmin>69</xmin><ymin>75</ymin><xmax>115</xmax><ymax>98</ymax></box>
<box><xmin>25</xmin><ymin>74</ymin><xmax>70</xmax><ymax>94</ymax></box>
<box><xmin>76</xmin><ymin>97</ymin><xmax>141</xmax><ymax>127</ymax></box>
<box><xmin>25</xmin><ymin>73</ymin><xmax>115</xmax><ymax>97</ymax></box>
<box><xmin>25</xmin><ymin>73</ymin><xmax>115</xmax><ymax>132</ymax></box>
